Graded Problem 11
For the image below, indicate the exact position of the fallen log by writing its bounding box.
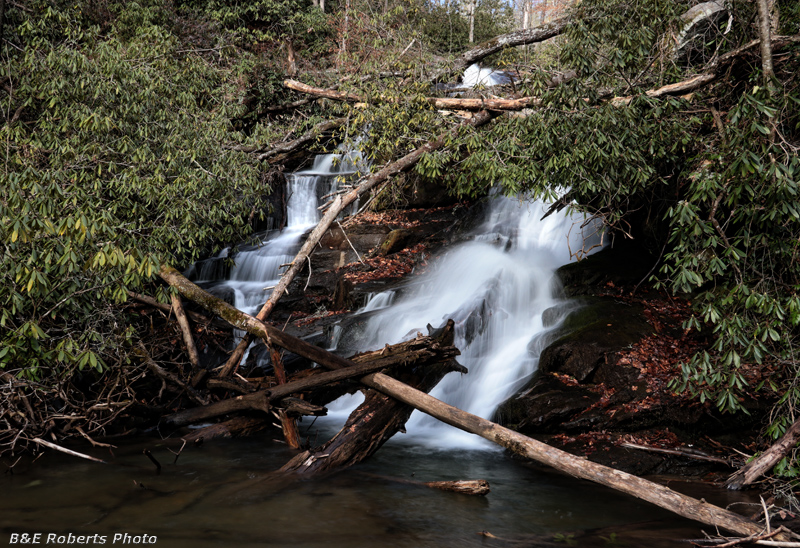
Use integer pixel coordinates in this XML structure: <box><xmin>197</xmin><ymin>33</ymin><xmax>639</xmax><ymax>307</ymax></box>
<box><xmin>279</xmin><ymin>320</ymin><xmax>462</xmax><ymax>476</ymax></box>
<box><xmin>360</xmin><ymin>372</ymin><xmax>785</xmax><ymax>540</ymax></box>
<box><xmin>158</xmin><ymin>266</ymin><xmax>784</xmax><ymax>539</ymax></box>
<box><xmin>215</xmin><ymin>108</ymin><xmax>497</xmax><ymax>377</ymax></box>
<box><xmin>430</xmin><ymin>17</ymin><xmax>569</xmax><ymax>83</ymax></box>
<box><xmin>162</xmin><ymin>325</ymin><xmax>460</xmax><ymax>427</ymax></box>
<box><xmin>725</xmin><ymin>416</ymin><xmax>800</xmax><ymax>490</ymax></box>
<box><xmin>284</xmin><ymin>79</ymin><xmax>535</xmax><ymax>111</ymax></box>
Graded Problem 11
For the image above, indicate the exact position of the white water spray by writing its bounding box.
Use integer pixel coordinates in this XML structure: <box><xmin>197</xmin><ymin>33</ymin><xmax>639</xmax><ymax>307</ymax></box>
<box><xmin>332</xmin><ymin>197</ymin><xmax>603</xmax><ymax>448</ymax></box>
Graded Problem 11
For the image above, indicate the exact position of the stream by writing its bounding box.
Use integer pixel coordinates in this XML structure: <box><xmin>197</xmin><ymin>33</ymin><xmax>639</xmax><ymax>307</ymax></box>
<box><xmin>0</xmin><ymin>433</ymin><xmax>756</xmax><ymax>547</ymax></box>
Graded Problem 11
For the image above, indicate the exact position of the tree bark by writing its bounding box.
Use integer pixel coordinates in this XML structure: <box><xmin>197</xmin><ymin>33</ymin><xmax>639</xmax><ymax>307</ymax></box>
<box><xmin>171</xmin><ymin>292</ymin><xmax>200</xmax><ymax>369</ymax></box>
<box><xmin>756</xmin><ymin>0</ymin><xmax>775</xmax><ymax>83</ymax></box>
<box><xmin>216</xmin><ymin>109</ymin><xmax>497</xmax><ymax>378</ymax></box>
<box><xmin>725</xmin><ymin>417</ymin><xmax>800</xmax><ymax>490</ymax></box>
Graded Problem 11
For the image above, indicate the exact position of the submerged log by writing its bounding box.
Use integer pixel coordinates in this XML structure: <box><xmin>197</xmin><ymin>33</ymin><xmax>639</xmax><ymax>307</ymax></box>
<box><xmin>425</xmin><ymin>479</ymin><xmax>490</xmax><ymax>496</ymax></box>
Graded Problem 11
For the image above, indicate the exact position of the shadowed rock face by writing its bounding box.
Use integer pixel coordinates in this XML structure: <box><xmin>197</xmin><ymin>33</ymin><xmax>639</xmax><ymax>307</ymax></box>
<box><xmin>496</xmin><ymin>242</ymin><xmax>770</xmax><ymax>476</ymax></box>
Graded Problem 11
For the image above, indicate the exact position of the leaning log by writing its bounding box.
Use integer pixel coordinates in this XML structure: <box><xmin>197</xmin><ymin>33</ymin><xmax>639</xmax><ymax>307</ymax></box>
<box><xmin>363</xmin><ymin>373</ymin><xmax>785</xmax><ymax>540</ymax></box>
<box><xmin>215</xmin><ymin>108</ymin><xmax>498</xmax><ymax>377</ymax></box>
<box><xmin>157</xmin><ymin>266</ymin><xmax>778</xmax><ymax>539</ymax></box>
<box><xmin>725</xmin><ymin>416</ymin><xmax>800</xmax><ymax>490</ymax></box>
<box><xmin>429</xmin><ymin>17</ymin><xmax>569</xmax><ymax>83</ymax></box>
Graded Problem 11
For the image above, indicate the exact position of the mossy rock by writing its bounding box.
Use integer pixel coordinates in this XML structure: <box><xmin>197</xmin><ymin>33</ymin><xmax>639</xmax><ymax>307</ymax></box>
<box><xmin>539</xmin><ymin>297</ymin><xmax>654</xmax><ymax>382</ymax></box>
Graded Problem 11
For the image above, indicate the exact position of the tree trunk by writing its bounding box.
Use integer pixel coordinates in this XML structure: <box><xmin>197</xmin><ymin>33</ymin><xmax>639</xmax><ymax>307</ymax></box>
<box><xmin>437</xmin><ymin>16</ymin><xmax>568</xmax><ymax>82</ymax></box>
<box><xmin>216</xmin><ymin>109</ymin><xmax>497</xmax><ymax>378</ymax></box>
<box><xmin>362</xmin><ymin>373</ymin><xmax>785</xmax><ymax>540</ymax></box>
<box><xmin>468</xmin><ymin>0</ymin><xmax>475</xmax><ymax>44</ymax></box>
<box><xmin>725</xmin><ymin>417</ymin><xmax>800</xmax><ymax>490</ymax></box>
<box><xmin>756</xmin><ymin>0</ymin><xmax>775</xmax><ymax>83</ymax></box>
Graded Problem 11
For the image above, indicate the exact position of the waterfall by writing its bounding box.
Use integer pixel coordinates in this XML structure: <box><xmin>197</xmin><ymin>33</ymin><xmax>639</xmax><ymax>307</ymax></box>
<box><xmin>194</xmin><ymin>142</ymin><xmax>602</xmax><ymax>449</ymax></box>
<box><xmin>191</xmin><ymin>150</ymin><xmax>363</xmax><ymax>365</ymax></box>
<box><xmin>331</xmin><ymin>196</ymin><xmax>603</xmax><ymax>448</ymax></box>
<box><xmin>462</xmin><ymin>64</ymin><xmax>515</xmax><ymax>87</ymax></box>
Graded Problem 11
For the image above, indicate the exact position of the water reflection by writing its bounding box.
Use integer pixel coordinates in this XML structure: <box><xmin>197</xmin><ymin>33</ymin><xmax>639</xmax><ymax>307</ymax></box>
<box><xmin>0</xmin><ymin>435</ymin><xmax>753</xmax><ymax>548</ymax></box>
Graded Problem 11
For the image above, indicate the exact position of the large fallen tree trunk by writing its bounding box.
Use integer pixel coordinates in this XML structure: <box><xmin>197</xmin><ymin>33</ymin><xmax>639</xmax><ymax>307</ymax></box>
<box><xmin>216</xmin><ymin>108</ymin><xmax>497</xmax><ymax>378</ymax></box>
<box><xmin>279</xmin><ymin>320</ymin><xmax>463</xmax><ymax>475</ymax></box>
<box><xmin>159</xmin><ymin>267</ymin><xmax>786</xmax><ymax>539</ymax></box>
<box><xmin>363</xmin><ymin>374</ymin><xmax>786</xmax><ymax>540</ymax></box>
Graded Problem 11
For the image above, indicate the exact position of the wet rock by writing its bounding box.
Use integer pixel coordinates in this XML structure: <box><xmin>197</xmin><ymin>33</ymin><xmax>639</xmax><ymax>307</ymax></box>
<box><xmin>538</xmin><ymin>297</ymin><xmax>653</xmax><ymax>383</ymax></box>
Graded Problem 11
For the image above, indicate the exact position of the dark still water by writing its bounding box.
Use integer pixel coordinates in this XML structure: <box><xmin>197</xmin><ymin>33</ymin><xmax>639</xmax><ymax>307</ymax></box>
<box><xmin>0</xmin><ymin>432</ymin><xmax>756</xmax><ymax>548</ymax></box>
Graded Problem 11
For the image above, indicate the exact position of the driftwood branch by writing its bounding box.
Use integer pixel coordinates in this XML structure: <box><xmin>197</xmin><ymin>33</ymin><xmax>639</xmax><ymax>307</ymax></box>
<box><xmin>725</xmin><ymin>417</ymin><xmax>800</xmax><ymax>490</ymax></box>
<box><xmin>216</xmin><ymin>109</ymin><xmax>497</xmax><ymax>377</ymax></box>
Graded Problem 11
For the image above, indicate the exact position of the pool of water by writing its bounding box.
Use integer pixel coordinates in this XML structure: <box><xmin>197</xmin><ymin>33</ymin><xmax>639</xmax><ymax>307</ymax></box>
<box><xmin>0</xmin><ymin>430</ymin><xmax>757</xmax><ymax>548</ymax></box>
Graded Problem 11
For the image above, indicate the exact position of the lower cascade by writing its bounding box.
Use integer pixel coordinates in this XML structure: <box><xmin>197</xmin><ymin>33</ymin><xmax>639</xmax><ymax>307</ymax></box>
<box><xmin>329</xmin><ymin>196</ymin><xmax>604</xmax><ymax>448</ymax></box>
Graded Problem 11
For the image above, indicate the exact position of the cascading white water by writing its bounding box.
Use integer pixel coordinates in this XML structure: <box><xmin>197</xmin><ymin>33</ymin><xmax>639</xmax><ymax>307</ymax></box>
<box><xmin>330</xmin><ymin>197</ymin><xmax>603</xmax><ymax>448</ymax></box>
<box><xmin>462</xmin><ymin>63</ymin><xmax>514</xmax><ymax>87</ymax></box>
<box><xmin>190</xmin><ymin>150</ymin><xmax>364</xmax><ymax>366</ymax></box>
